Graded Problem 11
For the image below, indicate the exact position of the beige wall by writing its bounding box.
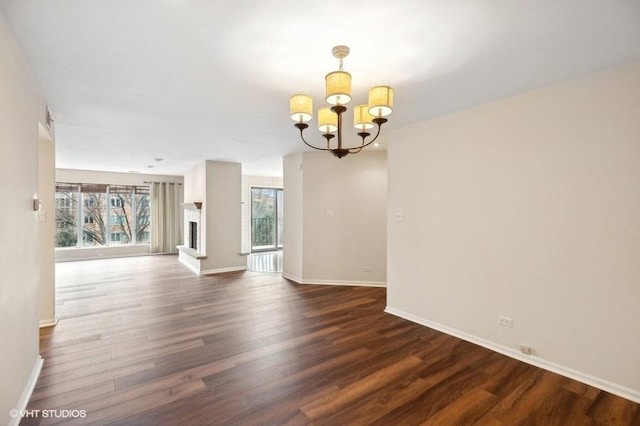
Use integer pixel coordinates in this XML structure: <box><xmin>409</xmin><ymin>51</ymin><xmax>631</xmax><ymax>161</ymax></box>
<box><xmin>181</xmin><ymin>160</ymin><xmax>246</xmax><ymax>274</ymax></box>
<box><xmin>38</xmin><ymin>132</ymin><xmax>56</xmax><ymax>326</ymax></box>
<box><xmin>202</xmin><ymin>161</ymin><xmax>246</xmax><ymax>272</ymax></box>
<box><xmin>283</xmin><ymin>153</ymin><xmax>304</xmax><ymax>280</ymax></box>
<box><xmin>0</xmin><ymin>12</ymin><xmax>49</xmax><ymax>424</ymax></box>
<box><xmin>283</xmin><ymin>151</ymin><xmax>387</xmax><ymax>286</ymax></box>
<box><xmin>386</xmin><ymin>61</ymin><xmax>640</xmax><ymax>401</ymax></box>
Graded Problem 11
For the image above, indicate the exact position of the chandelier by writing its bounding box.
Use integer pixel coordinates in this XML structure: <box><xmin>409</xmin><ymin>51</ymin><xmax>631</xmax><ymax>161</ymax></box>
<box><xmin>289</xmin><ymin>46</ymin><xmax>394</xmax><ymax>159</ymax></box>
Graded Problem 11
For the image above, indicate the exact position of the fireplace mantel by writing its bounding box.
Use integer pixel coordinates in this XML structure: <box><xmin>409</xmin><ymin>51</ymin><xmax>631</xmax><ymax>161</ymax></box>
<box><xmin>181</xmin><ymin>202</ymin><xmax>202</xmax><ymax>210</ymax></box>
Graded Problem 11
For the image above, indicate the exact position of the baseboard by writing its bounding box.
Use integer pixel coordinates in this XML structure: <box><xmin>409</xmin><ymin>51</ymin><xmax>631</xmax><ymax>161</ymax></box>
<box><xmin>384</xmin><ymin>306</ymin><xmax>640</xmax><ymax>404</ymax></box>
<box><xmin>9</xmin><ymin>356</ymin><xmax>44</xmax><ymax>426</ymax></box>
<box><xmin>39</xmin><ymin>316</ymin><xmax>58</xmax><ymax>328</ymax></box>
<box><xmin>200</xmin><ymin>266</ymin><xmax>247</xmax><ymax>275</ymax></box>
<box><xmin>281</xmin><ymin>272</ymin><xmax>302</xmax><ymax>283</ymax></box>
<box><xmin>282</xmin><ymin>273</ymin><xmax>386</xmax><ymax>288</ymax></box>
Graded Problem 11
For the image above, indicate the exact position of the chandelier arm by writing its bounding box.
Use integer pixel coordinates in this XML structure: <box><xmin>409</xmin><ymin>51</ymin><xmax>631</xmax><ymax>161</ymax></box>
<box><xmin>348</xmin><ymin>118</ymin><xmax>386</xmax><ymax>152</ymax></box>
<box><xmin>346</xmin><ymin>133</ymin><xmax>368</xmax><ymax>154</ymax></box>
<box><xmin>296</xmin><ymin>126</ymin><xmax>334</xmax><ymax>152</ymax></box>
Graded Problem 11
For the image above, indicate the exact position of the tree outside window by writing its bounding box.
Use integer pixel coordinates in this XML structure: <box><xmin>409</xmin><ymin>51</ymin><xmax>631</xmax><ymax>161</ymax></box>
<box><xmin>55</xmin><ymin>183</ymin><xmax>151</xmax><ymax>248</ymax></box>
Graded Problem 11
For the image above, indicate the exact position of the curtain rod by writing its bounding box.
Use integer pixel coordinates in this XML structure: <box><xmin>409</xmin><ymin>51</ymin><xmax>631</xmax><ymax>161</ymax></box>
<box><xmin>143</xmin><ymin>181</ymin><xmax>183</xmax><ymax>185</ymax></box>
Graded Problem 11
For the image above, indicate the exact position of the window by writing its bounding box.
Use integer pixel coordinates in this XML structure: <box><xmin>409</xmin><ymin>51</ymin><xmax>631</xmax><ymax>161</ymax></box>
<box><xmin>55</xmin><ymin>185</ymin><xmax>79</xmax><ymax>247</ymax></box>
<box><xmin>251</xmin><ymin>187</ymin><xmax>283</xmax><ymax>252</ymax></box>
<box><xmin>55</xmin><ymin>183</ymin><xmax>151</xmax><ymax>248</ymax></box>
<box><xmin>82</xmin><ymin>191</ymin><xmax>106</xmax><ymax>246</ymax></box>
<box><xmin>135</xmin><ymin>192</ymin><xmax>151</xmax><ymax>244</ymax></box>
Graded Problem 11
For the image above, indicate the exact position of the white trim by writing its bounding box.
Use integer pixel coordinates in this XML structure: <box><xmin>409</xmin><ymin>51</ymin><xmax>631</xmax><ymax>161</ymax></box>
<box><xmin>282</xmin><ymin>273</ymin><xmax>386</xmax><ymax>287</ymax></box>
<box><xmin>39</xmin><ymin>316</ymin><xmax>58</xmax><ymax>328</ymax></box>
<box><xmin>176</xmin><ymin>245</ymin><xmax>206</xmax><ymax>259</ymax></box>
<box><xmin>200</xmin><ymin>266</ymin><xmax>248</xmax><ymax>275</ymax></box>
<box><xmin>178</xmin><ymin>253</ymin><xmax>201</xmax><ymax>274</ymax></box>
<box><xmin>282</xmin><ymin>272</ymin><xmax>303</xmax><ymax>283</ymax></box>
<box><xmin>55</xmin><ymin>253</ymin><xmax>152</xmax><ymax>262</ymax></box>
<box><xmin>384</xmin><ymin>306</ymin><xmax>640</xmax><ymax>404</ymax></box>
<box><xmin>9</xmin><ymin>356</ymin><xmax>44</xmax><ymax>426</ymax></box>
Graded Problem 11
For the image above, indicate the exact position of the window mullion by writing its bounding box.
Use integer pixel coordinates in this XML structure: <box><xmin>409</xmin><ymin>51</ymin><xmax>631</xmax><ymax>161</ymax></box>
<box><xmin>131</xmin><ymin>192</ymin><xmax>137</xmax><ymax>244</ymax></box>
<box><xmin>76</xmin><ymin>192</ymin><xmax>82</xmax><ymax>247</ymax></box>
<box><xmin>106</xmin><ymin>190</ymin><xmax>111</xmax><ymax>245</ymax></box>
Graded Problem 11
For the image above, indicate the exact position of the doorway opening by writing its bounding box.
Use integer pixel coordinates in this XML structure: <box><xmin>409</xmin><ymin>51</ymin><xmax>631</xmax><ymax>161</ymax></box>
<box><xmin>251</xmin><ymin>187</ymin><xmax>283</xmax><ymax>252</ymax></box>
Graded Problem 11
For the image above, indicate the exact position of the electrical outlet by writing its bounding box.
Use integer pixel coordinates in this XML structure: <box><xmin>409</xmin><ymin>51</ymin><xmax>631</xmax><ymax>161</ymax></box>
<box><xmin>393</xmin><ymin>212</ymin><xmax>404</xmax><ymax>222</ymax></box>
<box><xmin>497</xmin><ymin>316</ymin><xmax>513</xmax><ymax>327</ymax></box>
<box><xmin>520</xmin><ymin>345</ymin><xmax>532</xmax><ymax>355</ymax></box>
<box><xmin>326</xmin><ymin>210</ymin><xmax>334</xmax><ymax>218</ymax></box>
<box><xmin>363</xmin><ymin>266</ymin><xmax>371</xmax><ymax>272</ymax></box>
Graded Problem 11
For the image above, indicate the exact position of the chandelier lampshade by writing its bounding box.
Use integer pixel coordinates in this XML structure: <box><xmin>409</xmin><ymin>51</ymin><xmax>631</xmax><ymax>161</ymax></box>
<box><xmin>354</xmin><ymin>105</ymin><xmax>374</xmax><ymax>131</ymax></box>
<box><xmin>289</xmin><ymin>45</ymin><xmax>394</xmax><ymax>159</ymax></box>
<box><xmin>318</xmin><ymin>107</ymin><xmax>338</xmax><ymax>133</ymax></box>
<box><xmin>368</xmin><ymin>86</ymin><xmax>394</xmax><ymax>117</ymax></box>
<box><xmin>325</xmin><ymin>71</ymin><xmax>352</xmax><ymax>106</ymax></box>
<box><xmin>290</xmin><ymin>94</ymin><xmax>313</xmax><ymax>122</ymax></box>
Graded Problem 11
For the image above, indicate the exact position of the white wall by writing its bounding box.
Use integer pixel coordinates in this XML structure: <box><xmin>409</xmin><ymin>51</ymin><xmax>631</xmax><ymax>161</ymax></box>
<box><xmin>56</xmin><ymin>168</ymin><xmax>183</xmax><ymax>186</ymax></box>
<box><xmin>55</xmin><ymin>169</ymin><xmax>183</xmax><ymax>261</ymax></box>
<box><xmin>183</xmin><ymin>161</ymin><xmax>207</xmax><ymax>251</ymax></box>
<box><xmin>241</xmin><ymin>175</ymin><xmax>283</xmax><ymax>254</ymax></box>
<box><xmin>386</xmin><ymin>61</ymin><xmax>640</xmax><ymax>402</ymax></box>
<box><xmin>283</xmin><ymin>151</ymin><xmax>387</xmax><ymax>286</ymax></box>
<box><xmin>0</xmin><ymin>12</ymin><xmax>48</xmax><ymax>424</ymax></box>
<box><xmin>38</xmin><ymin>130</ymin><xmax>56</xmax><ymax>327</ymax></box>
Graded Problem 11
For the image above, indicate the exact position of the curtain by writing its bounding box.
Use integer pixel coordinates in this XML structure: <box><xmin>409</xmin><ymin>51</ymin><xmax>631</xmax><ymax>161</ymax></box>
<box><xmin>150</xmin><ymin>182</ymin><xmax>183</xmax><ymax>253</ymax></box>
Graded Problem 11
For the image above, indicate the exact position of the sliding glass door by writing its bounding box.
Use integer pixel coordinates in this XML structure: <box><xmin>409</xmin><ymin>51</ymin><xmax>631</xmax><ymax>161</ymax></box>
<box><xmin>251</xmin><ymin>187</ymin><xmax>283</xmax><ymax>252</ymax></box>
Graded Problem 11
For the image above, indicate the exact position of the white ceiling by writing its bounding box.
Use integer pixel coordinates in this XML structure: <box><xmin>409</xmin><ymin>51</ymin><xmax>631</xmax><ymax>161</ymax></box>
<box><xmin>2</xmin><ymin>0</ymin><xmax>640</xmax><ymax>177</ymax></box>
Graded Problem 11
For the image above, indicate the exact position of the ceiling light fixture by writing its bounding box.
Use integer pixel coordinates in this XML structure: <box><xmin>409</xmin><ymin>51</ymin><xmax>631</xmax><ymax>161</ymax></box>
<box><xmin>289</xmin><ymin>46</ymin><xmax>393</xmax><ymax>159</ymax></box>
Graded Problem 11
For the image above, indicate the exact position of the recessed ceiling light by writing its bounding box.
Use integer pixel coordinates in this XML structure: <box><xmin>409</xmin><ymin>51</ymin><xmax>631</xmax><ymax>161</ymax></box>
<box><xmin>147</xmin><ymin>165</ymin><xmax>154</xmax><ymax>168</ymax></box>
<box><xmin>154</xmin><ymin>158</ymin><xmax>164</xmax><ymax>162</ymax></box>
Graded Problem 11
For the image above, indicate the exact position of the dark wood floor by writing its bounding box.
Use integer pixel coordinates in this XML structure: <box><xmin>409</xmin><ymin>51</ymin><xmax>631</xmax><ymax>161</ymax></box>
<box><xmin>23</xmin><ymin>255</ymin><xmax>638</xmax><ymax>425</ymax></box>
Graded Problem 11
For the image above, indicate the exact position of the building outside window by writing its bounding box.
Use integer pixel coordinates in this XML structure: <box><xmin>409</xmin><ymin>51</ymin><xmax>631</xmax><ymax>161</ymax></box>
<box><xmin>55</xmin><ymin>184</ymin><xmax>79</xmax><ymax>247</ymax></box>
<box><xmin>55</xmin><ymin>183</ymin><xmax>151</xmax><ymax>248</ymax></box>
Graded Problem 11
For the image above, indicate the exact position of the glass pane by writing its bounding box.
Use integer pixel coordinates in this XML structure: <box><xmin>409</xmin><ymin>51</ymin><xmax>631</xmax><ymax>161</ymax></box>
<box><xmin>251</xmin><ymin>188</ymin><xmax>276</xmax><ymax>251</ymax></box>
<box><xmin>82</xmin><ymin>193</ymin><xmax>107</xmax><ymax>246</ymax></box>
<box><xmin>109</xmin><ymin>193</ymin><xmax>132</xmax><ymax>245</ymax></box>
<box><xmin>55</xmin><ymin>190</ymin><xmax>78</xmax><ymax>247</ymax></box>
<box><xmin>136</xmin><ymin>194</ymin><xmax>151</xmax><ymax>244</ymax></box>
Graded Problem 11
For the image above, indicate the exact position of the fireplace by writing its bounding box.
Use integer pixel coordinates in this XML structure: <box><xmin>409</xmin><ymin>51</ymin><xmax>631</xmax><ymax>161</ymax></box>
<box><xmin>189</xmin><ymin>221</ymin><xmax>198</xmax><ymax>250</ymax></box>
<box><xmin>181</xmin><ymin>202</ymin><xmax>202</xmax><ymax>254</ymax></box>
